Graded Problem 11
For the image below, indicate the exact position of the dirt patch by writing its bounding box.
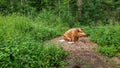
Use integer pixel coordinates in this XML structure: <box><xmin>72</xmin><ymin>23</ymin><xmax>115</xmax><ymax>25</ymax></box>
<box><xmin>50</xmin><ymin>36</ymin><xmax>120</xmax><ymax>68</ymax></box>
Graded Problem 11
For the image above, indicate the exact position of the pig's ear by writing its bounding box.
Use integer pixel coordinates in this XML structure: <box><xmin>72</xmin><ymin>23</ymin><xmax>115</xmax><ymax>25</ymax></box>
<box><xmin>76</xmin><ymin>28</ymin><xmax>81</xmax><ymax>32</ymax></box>
<box><xmin>76</xmin><ymin>29</ymin><xmax>80</xmax><ymax>32</ymax></box>
<box><xmin>80</xmin><ymin>28</ymin><xmax>83</xmax><ymax>30</ymax></box>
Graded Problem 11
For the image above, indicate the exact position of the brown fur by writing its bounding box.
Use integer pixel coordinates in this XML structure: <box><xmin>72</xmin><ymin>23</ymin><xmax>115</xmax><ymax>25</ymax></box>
<box><xmin>63</xmin><ymin>28</ymin><xmax>86</xmax><ymax>42</ymax></box>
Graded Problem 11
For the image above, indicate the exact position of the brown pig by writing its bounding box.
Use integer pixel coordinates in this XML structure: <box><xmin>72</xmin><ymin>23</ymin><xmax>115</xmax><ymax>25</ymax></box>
<box><xmin>63</xmin><ymin>28</ymin><xmax>86</xmax><ymax>42</ymax></box>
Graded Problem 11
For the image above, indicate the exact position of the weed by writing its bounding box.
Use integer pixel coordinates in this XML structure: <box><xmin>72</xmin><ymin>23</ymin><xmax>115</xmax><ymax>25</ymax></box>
<box><xmin>84</xmin><ymin>25</ymin><xmax>120</xmax><ymax>58</ymax></box>
<box><xmin>0</xmin><ymin>14</ymin><xmax>69</xmax><ymax>67</ymax></box>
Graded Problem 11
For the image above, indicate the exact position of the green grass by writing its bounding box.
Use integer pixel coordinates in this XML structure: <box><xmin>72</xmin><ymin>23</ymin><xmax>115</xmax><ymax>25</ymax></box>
<box><xmin>84</xmin><ymin>25</ymin><xmax>120</xmax><ymax>58</ymax></box>
<box><xmin>0</xmin><ymin>13</ymin><xmax>69</xmax><ymax>68</ymax></box>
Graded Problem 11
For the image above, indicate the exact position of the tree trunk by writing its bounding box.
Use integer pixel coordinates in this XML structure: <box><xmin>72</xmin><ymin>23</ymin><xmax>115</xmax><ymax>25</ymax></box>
<box><xmin>21</xmin><ymin>0</ymin><xmax>26</xmax><ymax>5</ymax></box>
<box><xmin>58</xmin><ymin>0</ymin><xmax>60</xmax><ymax>16</ymax></box>
<box><xmin>76</xmin><ymin>0</ymin><xmax>82</xmax><ymax>21</ymax></box>
<box><xmin>68</xmin><ymin>0</ymin><xmax>70</xmax><ymax>16</ymax></box>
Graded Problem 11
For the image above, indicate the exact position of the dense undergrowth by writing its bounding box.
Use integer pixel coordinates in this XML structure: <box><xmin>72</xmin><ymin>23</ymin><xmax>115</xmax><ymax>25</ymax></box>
<box><xmin>0</xmin><ymin>0</ymin><xmax>120</xmax><ymax>67</ymax></box>
<box><xmin>0</xmin><ymin>12</ymin><xmax>69</xmax><ymax>68</ymax></box>
<box><xmin>84</xmin><ymin>25</ymin><xmax>120</xmax><ymax>58</ymax></box>
<box><xmin>0</xmin><ymin>11</ymin><xmax>120</xmax><ymax>67</ymax></box>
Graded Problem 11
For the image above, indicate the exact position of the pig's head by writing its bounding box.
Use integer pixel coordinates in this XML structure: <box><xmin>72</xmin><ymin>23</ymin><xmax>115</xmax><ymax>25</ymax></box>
<box><xmin>76</xmin><ymin>28</ymin><xmax>86</xmax><ymax>37</ymax></box>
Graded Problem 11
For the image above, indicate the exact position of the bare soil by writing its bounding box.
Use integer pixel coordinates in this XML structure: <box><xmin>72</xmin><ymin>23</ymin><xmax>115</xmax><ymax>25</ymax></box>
<box><xmin>50</xmin><ymin>36</ymin><xmax>120</xmax><ymax>68</ymax></box>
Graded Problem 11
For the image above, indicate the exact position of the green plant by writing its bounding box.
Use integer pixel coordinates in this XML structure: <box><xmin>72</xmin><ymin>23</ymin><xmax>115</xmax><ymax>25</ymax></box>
<box><xmin>84</xmin><ymin>25</ymin><xmax>120</xmax><ymax>58</ymax></box>
<box><xmin>0</xmin><ymin>14</ymin><xmax>69</xmax><ymax>67</ymax></box>
<box><xmin>98</xmin><ymin>46</ymin><xmax>117</xmax><ymax>57</ymax></box>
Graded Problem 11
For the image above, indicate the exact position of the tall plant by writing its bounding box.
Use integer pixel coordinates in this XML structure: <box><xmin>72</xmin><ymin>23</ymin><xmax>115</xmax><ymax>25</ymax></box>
<box><xmin>80</xmin><ymin>0</ymin><xmax>104</xmax><ymax>25</ymax></box>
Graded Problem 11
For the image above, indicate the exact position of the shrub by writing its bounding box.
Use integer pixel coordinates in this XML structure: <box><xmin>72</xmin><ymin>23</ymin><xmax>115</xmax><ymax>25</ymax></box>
<box><xmin>0</xmin><ymin>40</ymin><xmax>68</xmax><ymax>67</ymax></box>
<box><xmin>98</xmin><ymin>46</ymin><xmax>117</xmax><ymax>57</ymax></box>
<box><xmin>0</xmin><ymin>14</ymin><xmax>69</xmax><ymax>67</ymax></box>
<box><xmin>84</xmin><ymin>25</ymin><xmax>120</xmax><ymax>58</ymax></box>
<box><xmin>80</xmin><ymin>0</ymin><xmax>104</xmax><ymax>25</ymax></box>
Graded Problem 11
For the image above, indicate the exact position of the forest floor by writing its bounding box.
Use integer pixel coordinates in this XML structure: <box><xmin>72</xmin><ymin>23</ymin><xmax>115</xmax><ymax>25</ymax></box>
<box><xmin>51</xmin><ymin>36</ymin><xmax>120</xmax><ymax>68</ymax></box>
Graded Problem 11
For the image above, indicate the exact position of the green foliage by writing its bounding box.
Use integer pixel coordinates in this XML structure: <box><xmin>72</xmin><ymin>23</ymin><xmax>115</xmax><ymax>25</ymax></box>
<box><xmin>32</xmin><ymin>10</ymin><xmax>69</xmax><ymax>41</ymax></box>
<box><xmin>80</xmin><ymin>0</ymin><xmax>104</xmax><ymax>25</ymax></box>
<box><xmin>0</xmin><ymin>0</ymin><xmax>120</xmax><ymax>26</ymax></box>
<box><xmin>99</xmin><ymin>0</ymin><xmax>120</xmax><ymax>23</ymax></box>
<box><xmin>98</xmin><ymin>46</ymin><xmax>117</xmax><ymax>57</ymax></box>
<box><xmin>0</xmin><ymin>14</ymin><xmax>69</xmax><ymax>67</ymax></box>
<box><xmin>84</xmin><ymin>25</ymin><xmax>120</xmax><ymax>58</ymax></box>
<box><xmin>0</xmin><ymin>42</ymin><xmax>68</xmax><ymax>67</ymax></box>
<box><xmin>78</xmin><ymin>0</ymin><xmax>120</xmax><ymax>25</ymax></box>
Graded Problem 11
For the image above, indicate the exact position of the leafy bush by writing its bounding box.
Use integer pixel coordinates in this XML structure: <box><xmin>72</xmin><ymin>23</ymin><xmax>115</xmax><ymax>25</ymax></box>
<box><xmin>0</xmin><ymin>40</ymin><xmax>68</xmax><ymax>67</ymax></box>
<box><xmin>0</xmin><ymin>14</ymin><xmax>69</xmax><ymax>67</ymax></box>
<box><xmin>84</xmin><ymin>25</ymin><xmax>120</xmax><ymax>58</ymax></box>
<box><xmin>80</xmin><ymin>0</ymin><xmax>104</xmax><ymax>25</ymax></box>
<box><xmin>0</xmin><ymin>0</ymin><xmax>120</xmax><ymax>26</ymax></box>
<box><xmin>98</xmin><ymin>46</ymin><xmax>117</xmax><ymax>57</ymax></box>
